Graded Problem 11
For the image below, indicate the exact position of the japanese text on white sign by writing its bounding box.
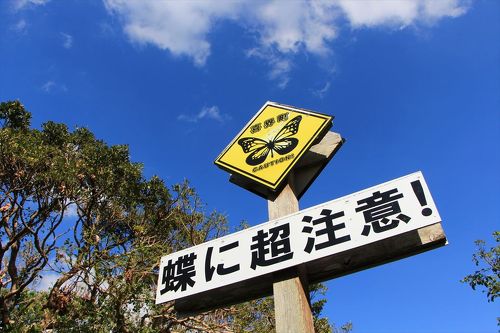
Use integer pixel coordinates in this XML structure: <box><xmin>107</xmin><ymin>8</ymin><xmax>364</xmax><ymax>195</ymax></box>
<box><xmin>156</xmin><ymin>172</ymin><xmax>441</xmax><ymax>305</ymax></box>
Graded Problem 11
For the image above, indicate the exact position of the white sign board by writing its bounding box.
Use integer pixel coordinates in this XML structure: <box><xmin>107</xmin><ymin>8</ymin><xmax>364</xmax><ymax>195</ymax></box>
<box><xmin>156</xmin><ymin>171</ymin><xmax>441</xmax><ymax>305</ymax></box>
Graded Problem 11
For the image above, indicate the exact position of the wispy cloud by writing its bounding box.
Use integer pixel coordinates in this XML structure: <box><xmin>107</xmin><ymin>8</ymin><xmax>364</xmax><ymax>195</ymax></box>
<box><xmin>312</xmin><ymin>82</ymin><xmax>331</xmax><ymax>99</ymax></box>
<box><xmin>103</xmin><ymin>0</ymin><xmax>241</xmax><ymax>67</ymax></box>
<box><xmin>41</xmin><ymin>80</ymin><xmax>67</xmax><ymax>93</ymax></box>
<box><xmin>12</xmin><ymin>0</ymin><xmax>50</xmax><ymax>11</ymax></box>
<box><xmin>64</xmin><ymin>202</ymin><xmax>78</xmax><ymax>218</ymax></box>
<box><xmin>103</xmin><ymin>0</ymin><xmax>470</xmax><ymax>85</ymax></box>
<box><xmin>11</xmin><ymin>19</ymin><xmax>27</xmax><ymax>33</ymax></box>
<box><xmin>60</xmin><ymin>32</ymin><xmax>73</xmax><ymax>49</ymax></box>
<box><xmin>33</xmin><ymin>271</ymin><xmax>60</xmax><ymax>291</ymax></box>
<box><xmin>99</xmin><ymin>22</ymin><xmax>116</xmax><ymax>37</ymax></box>
<box><xmin>41</xmin><ymin>80</ymin><xmax>55</xmax><ymax>92</ymax></box>
<box><xmin>246</xmin><ymin>47</ymin><xmax>292</xmax><ymax>89</ymax></box>
<box><xmin>336</xmin><ymin>0</ymin><xmax>469</xmax><ymax>27</ymax></box>
<box><xmin>177</xmin><ymin>106</ymin><xmax>230</xmax><ymax>123</ymax></box>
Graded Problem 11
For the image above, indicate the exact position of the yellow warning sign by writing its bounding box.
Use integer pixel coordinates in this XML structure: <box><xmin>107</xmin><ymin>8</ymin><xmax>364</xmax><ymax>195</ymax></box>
<box><xmin>215</xmin><ymin>101</ymin><xmax>332</xmax><ymax>191</ymax></box>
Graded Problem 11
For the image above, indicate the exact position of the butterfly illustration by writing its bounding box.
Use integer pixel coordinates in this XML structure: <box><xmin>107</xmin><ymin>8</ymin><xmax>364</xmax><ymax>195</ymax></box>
<box><xmin>238</xmin><ymin>116</ymin><xmax>301</xmax><ymax>166</ymax></box>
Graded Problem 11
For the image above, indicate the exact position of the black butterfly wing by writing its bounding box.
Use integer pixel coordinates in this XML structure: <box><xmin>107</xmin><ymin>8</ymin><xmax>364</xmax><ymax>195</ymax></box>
<box><xmin>270</xmin><ymin>116</ymin><xmax>301</xmax><ymax>155</ymax></box>
<box><xmin>273</xmin><ymin>138</ymin><xmax>298</xmax><ymax>155</ymax></box>
<box><xmin>246</xmin><ymin>146</ymin><xmax>271</xmax><ymax>166</ymax></box>
<box><xmin>273</xmin><ymin>115</ymin><xmax>301</xmax><ymax>141</ymax></box>
<box><xmin>237</xmin><ymin>116</ymin><xmax>302</xmax><ymax>166</ymax></box>
<box><xmin>238</xmin><ymin>137</ymin><xmax>267</xmax><ymax>153</ymax></box>
<box><xmin>238</xmin><ymin>137</ymin><xmax>270</xmax><ymax>166</ymax></box>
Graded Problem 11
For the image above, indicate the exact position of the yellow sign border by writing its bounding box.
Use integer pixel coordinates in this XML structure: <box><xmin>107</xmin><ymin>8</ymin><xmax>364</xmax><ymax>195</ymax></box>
<box><xmin>214</xmin><ymin>102</ymin><xmax>333</xmax><ymax>191</ymax></box>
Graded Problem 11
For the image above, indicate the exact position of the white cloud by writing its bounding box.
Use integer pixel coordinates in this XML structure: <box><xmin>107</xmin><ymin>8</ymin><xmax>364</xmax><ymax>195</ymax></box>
<box><xmin>242</xmin><ymin>1</ymin><xmax>338</xmax><ymax>88</ymax></box>
<box><xmin>64</xmin><ymin>202</ymin><xmax>78</xmax><ymax>218</ymax></box>
<box><xmin>32</xmin><ymin>268</ymin><xmax>109</xmax><ymax>295</ymax></box>
<box><xmin>41</xmin><ymin>80</ymin><xmax>55</xmax><ymax>92</ymax></box>
<box><xmin>313</xmin><ymin>81</ymin><xmax>331</xmax><ymax>98</ymax></box>
<box><xmin>104</xmin><ymin>0</ymin><xmax>241</xmax><ymax>66</ymax></box>
<box><xmin>41</xmin><ymin>80</ymin><xmax>68</xmax><ymax>93</ymax></box>
<box><xmin>61</xmin><ymin>32</ymin><xmax>73</xmax><ymax>49</ymax></box>
<box><xmin>12</xmin><ymin>0</ymin><xmax>50</xmax><ymax>11</ymax></box>
<box><xmin>12</xmin><ymin>19</ymin><xmax>27</xmax><ymax>33</ymax></box>
<box><xmin>177</xmin><ymin>106</ymin><xmax>229</xmax><ymax>123</ymax></box>
<box><xmin>246</xmin><ymin>47</ymin><xmax>292</xmax><ymax>89</ymax></box>
<box><xmin>337</xmin><ymin>0</ymin><xmax>419</xmax><ymax>27</ymax></box>
<box><xmin>336</xmin><ymin>0</ymin><xmax>468</xmax><ymax>28</ymax></box>
<box><xmin>99</xmin><ymin>22</ymin><xmax>116</xmax><ymax>37</ymax></box>
<box><xmin>103</xmin><ymin>0</ymin><xmax>470</xmax><ymax>84</ymax></box>
<box><xmin>246</xmin><ymin>1</ymin><xmax>337</xmax><ymax>55</ymax></box>
<box><xmin>421</xmin><ymin>0</ymin><xmax>469</xmax><ymax>20</ymax></box>
<box><xmin>33</xmin><ymin>271</ymin><xmax>60</xmax><ymax>291</ymax></box>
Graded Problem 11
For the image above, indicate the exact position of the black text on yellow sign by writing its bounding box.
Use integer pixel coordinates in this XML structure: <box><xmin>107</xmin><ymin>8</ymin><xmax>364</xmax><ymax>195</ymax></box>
<box><xmin>215</xmin><ymin>102</ymin><xmax>332</xmax><ymax>191</ymax></box>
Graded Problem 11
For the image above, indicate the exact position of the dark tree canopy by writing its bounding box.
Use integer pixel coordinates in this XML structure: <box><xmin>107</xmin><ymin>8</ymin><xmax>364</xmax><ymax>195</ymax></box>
<box><xmin>0</xmin><ymin>100</ymin><xmax>31</xmax><ymax>130</ymax></box>
<box><xmin>0</xmin><ymin>100</ymin><xmax>345</xmax><ymax>332</ymax></box>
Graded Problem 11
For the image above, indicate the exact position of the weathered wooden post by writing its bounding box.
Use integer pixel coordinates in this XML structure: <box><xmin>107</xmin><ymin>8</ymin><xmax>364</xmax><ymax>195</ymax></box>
<box><xmin>269</xmin><ymin>176</ymin><xmax>315</xmax><ymax>333</ymax></box>
<box><xmin>268</xmin><ymin>130</ymin><xmax>343</xmax><ymax>333</ymax></box>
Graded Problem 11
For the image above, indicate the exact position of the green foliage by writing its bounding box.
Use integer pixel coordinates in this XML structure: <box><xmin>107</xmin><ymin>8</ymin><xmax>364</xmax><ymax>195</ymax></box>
<box><xmin>229</xmin><ymin>296</ymin><xmax>275</xmax><ymax>332</ymax></box>
<box><xmin>0</xmin><ymin>100</ymin><xmax>341</xmax><ymax>332</ymax></box>
<box><xmin>0</xmin><ymin>289</ymin><xmax>48</xmax><ymax>332</ymax></box>
<box><xmin>462</xmin><ymin>231</ymin><xmax>500</xmax><ymax>302</ymax></box>
<box><xmin>0</xmin><ymin>100</ymin><xmax>31</xmax><ymax>130</ymax></box>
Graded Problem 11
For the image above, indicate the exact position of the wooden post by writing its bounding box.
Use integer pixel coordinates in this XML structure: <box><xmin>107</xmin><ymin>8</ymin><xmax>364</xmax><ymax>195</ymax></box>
<box><xmin>269</xmin><ymin>175</ymin><xmax>315</xmax><ymax>333</ymax></box>
<box><xmin>267</xmin><ymin>132</ymin><xmax>343</xmax><ymax>333</ymax></box>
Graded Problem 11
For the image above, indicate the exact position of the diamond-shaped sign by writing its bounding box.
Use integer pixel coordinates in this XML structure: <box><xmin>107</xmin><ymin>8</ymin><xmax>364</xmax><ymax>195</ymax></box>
<box><xmin>215</xmin><ymin>101</ymin><xmax>332</xmax><ymax>192</ymax></box>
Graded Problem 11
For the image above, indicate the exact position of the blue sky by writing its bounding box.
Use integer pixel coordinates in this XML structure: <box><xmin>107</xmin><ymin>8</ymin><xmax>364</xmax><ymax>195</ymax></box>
<box><xmin>1</xmin><ymin>0</ymin><xmax>499</xmax><ymax>332</ymax></box>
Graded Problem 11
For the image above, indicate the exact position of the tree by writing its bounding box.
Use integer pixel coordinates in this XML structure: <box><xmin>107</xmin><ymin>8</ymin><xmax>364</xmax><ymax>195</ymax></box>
<box><xmin>0</xmin><ymin>101</ymin><xmax>31</xmax><ymax>130</ymax></box>
<box><xmin>0</xmin><ymin>101</ymin><xmax>70</xmax><ymax>326</ymax></box>
<box><xmin>0</xmin><ymin>100</ymin><xmax>343</xmax><ymax>332</ymax></box>
<box><xmin>462</xmin><ymin>231</ymin><xmax>499</xmax><ymax>302</ymax></box>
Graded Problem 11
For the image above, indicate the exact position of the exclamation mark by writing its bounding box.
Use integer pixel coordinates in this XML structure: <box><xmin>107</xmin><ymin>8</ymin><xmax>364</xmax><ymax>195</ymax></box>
<box><xmin>411</xmin><ymin>180</ymin><xmax>433</xmax><ymax>217</ymax></box>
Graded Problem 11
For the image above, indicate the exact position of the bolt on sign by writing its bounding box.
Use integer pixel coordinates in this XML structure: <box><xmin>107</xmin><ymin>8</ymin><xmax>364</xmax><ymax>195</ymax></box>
<box><xmin>214</xmin><ymin>101</ymin><xmax>332</xmax><ymax>192</ymax></box>
<box><xmin>155</xmin><ymin>172</ymin><xmax>445</xmax><ymax>309</ymax></box>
